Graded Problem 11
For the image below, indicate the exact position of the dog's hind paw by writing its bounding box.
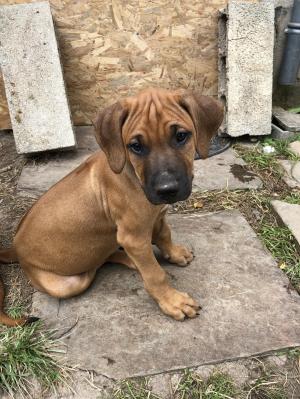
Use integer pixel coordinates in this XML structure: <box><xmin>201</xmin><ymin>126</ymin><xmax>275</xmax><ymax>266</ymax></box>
<box><xmin>163</xmin><ymin>244</ymin><xmax>194</xmax><ymax>267</ymax></box>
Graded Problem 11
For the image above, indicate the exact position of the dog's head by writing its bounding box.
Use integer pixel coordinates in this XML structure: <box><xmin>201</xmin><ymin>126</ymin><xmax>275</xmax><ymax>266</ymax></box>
<box><xmin>94</xmin><ymin>88</ymin><xmax>223</xmax><ymax>205</ymax></box>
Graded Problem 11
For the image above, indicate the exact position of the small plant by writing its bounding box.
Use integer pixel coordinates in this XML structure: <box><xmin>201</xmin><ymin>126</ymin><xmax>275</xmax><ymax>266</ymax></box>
<box><xmin>114</xmin><ymin>378</ymin><xmax>160</xmax><ymax>399</ymax></box>
<box><xmin>238</xmin><ymin>147</ymin><xmax>282</xmax><ymax>176</ymax></box>
<box><xmin>259</xmin><ymin>225</ymin><xmax>300</xmax><ymax>291</ymax></box>
<box><xmin>245</xmin><ymin>375</ymin><xmax>287</xmax><ymax>399</ymax></box>
<box><xmin>262</xmin><ymin>137</ymin><xmax>300</xmax><ymax>161</ymax></box>
<box><xmin>175</xmin><ymin>370</ymin><xmax>238</xmax><ymax>399</ymax></box>
<box><xmin>0</xmin><ymin>320</ymin><xmax>69</xmax><ymax>397</ymax></box>
<box><xmin>282</xmin><ymin>192</ymin><xmax>300</xmax><ymax>205</ymax></box>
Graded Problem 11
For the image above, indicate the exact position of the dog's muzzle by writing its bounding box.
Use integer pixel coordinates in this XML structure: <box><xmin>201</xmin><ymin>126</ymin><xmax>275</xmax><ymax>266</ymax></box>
<box><xmin>144</xmin><ymin>170</ymin><xmax>192</xmax><ymax>205</ymax></box>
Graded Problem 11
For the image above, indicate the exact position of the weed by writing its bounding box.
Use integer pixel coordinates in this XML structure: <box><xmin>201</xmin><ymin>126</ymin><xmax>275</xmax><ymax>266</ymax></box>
<box><xmin>259</xmin><ymin>225</ymin><xmax>300</xmax><ymax>290</ymax></box>
<box><xmin>282</xmin><ymin>192</ymin><xmax>300</xmax><ymax>205</ymax></box>
<box><xmin>7</xmin><ymin>303</ymin><xmax>26</xmax><ymax>319</ymax></box>
<box><xmin>245</xmin><ymin>375</ymin><xmax>287</xmax><ymax>399</ymax></box>
<box><xmin>0</xmin><ymin>320</ymin><xmax>69</xmax><ymax>397</ymax></box>
<box><xmin>262</xmin><ymin>137</ymin><xmax>300</xmax><ymax>161</ymax></box>
<box><xmin>237</xmin><ymin>147</ymin><xmax>282</xmax><ymax>177</ymax></box>
<box><xmin>114</xmin><ymin>378</ymin><xmax>160</xmax><ymax>399</ymax></box>
<box><xmin>287</xmin><ymin>348</ymin><xmax>300</xmax><ymax>359</ymax></box>
<box><xmin>175</xmin><ymin>370</ymin><xmax>238</xmax><ymax>399</ymax></box>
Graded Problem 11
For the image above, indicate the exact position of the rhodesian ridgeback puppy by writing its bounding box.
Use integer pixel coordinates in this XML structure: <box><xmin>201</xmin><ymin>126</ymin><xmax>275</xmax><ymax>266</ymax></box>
<box><xmin>0</xmin><ymin>88</ymin><xmax>223</xmax><ymax>327</ymax></box>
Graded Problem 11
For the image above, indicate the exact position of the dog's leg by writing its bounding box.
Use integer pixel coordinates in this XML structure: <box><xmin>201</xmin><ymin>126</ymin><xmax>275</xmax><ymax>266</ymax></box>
<box><xmin>153</xmin><ymin>216</ymin><xmax>193</xmax><ymax>267</ymax></box>
<box><xmin>117</xmin><ymin>228</ymin><xmax>199</xmax><ymax>320</ymax></box>
<box><xmin>23</xmin><ymin>267</ymin><xmax>97</xmax><ymax>299</ymax></box>
<box><xmin>105</xmin><ymin>250</ymin><xmax>137</xmax><ymax>270</ymax></box>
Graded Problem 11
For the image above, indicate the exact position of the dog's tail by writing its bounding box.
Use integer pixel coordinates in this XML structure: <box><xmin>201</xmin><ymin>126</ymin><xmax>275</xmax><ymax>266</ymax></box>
<box><xmin>0</xmin><ymin>247</ymin><xmax>39</xmax><ymax>327</ymax></box>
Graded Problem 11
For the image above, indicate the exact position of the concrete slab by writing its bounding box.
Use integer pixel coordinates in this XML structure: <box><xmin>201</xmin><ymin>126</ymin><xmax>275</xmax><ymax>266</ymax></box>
<box><xmin>31</xmin><ymin>210</ymin><xmax>300</xmax><ymax>379</ymax></box>
<box><xmin>19</xmin><ymin>139</ymin><xmax>262</xmax><ymax>199</ymax></box>
<box><xmin>220</xmin><ymin>0</ymin><xmax>274</xmax><ymax>137</ymax></box>
<box><xmin>273</xmin><ymin>107</ymin><xmax>300</xmax><ymax>132</ymax></box>
<box><xmin>271</xmin><ymin>200</ymin><xmax>300</xmax><ymax>253</ymax></box>
<box><xmin>18</xmin><ymin>126</ymin><xmax>98</xmax><ymax>198</ymax></box>
<box><xmin>289</xmin><ymin>141</ymin><xmax>300</xmax><ymax>157</ymax></box>
<box><xmin>193</xmin><ymin>148</ymin><xmax>262</xmax><ymax>191</ymax></box>
<box><xmin>292</xmin><ymin>162</ymin><xmax>300</xmax><ymax>183</ymax></box>
<box><xmin>278</xmin><ymin>159</ymin><xmax>300</xmax><ymax>188</ymax></box>
<box><xmin>0</xmin><ymin>2</ymin><xmax>75</xmax><ymax>153</ymax></box>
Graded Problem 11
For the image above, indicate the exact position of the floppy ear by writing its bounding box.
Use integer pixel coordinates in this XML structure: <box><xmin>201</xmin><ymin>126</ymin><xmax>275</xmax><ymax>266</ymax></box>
<box><xmin>179</xmin><ymin>92</ymin><xmax>224</xmax><ymax>159</ymax></box>
<box><xmin>94</xmin><ymin>102</ymin><xmax>128</xmax><ymax>173</ymax></box>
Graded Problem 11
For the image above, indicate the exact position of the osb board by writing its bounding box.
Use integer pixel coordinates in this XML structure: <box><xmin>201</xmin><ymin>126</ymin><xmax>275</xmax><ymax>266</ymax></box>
<box><xmin>0</xmin><ymin>0</ymin><xmax>227</xmax><ymax>129</ymax></box>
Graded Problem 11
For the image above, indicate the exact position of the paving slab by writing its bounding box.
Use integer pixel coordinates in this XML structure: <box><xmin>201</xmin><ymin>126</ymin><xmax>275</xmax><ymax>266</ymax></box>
<box><xmin>278</xmin><ymin>159</ymin><xmax>300</xmax><ymax>188</ymax></box>
<box><xmin>273</xmin><ymin>107</ymin><xmax>300</xmax><ymax>132</ymax></box>
<box><xmin>271</xmin><ymin>200</ymin><xmax>300</xmax><ymax>253</ymax></box>
<box><xmin>193</xmin><ymin>148</ymin><xmax>262</xmax><ymax>191</ymax></box>
<box><xmin>289</xmin><ymin>141</ymin><xmax>300</xmax><ymax>157</ymax></box>
<box><xmin>219</xmin><ymin>0</ymin><xmax>274</xmax><ymax>137</ymax></box>
<box><xmin>0</xmin><ymin>2</ymin><xmax>75</xmax><ymax>153</ymax></box>
<box><xmin>19</xmin><ymin>133</ymin><xmax>262</xmax><ymax>198</ymax></box>
<box><xmin>18</xmin><ymin>126</ymin><xmax>98</xmax><ymax>198</ymax></box>
<box><xmin>31</xmin><ymin>210</ymin><xmax>300</xmax><ymax>379</ymax></box>
<box><xmin>292</xmin><ymin>162</ymin><xmax>300</xmax><ymax>183</ymax></box>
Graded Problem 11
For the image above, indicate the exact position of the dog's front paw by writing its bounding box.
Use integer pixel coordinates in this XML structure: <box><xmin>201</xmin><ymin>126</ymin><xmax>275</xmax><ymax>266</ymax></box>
<box><xmin>158</xmin><ymin>288</ymin><xmax>200</xmax><ymax>321</ymax></box>
<box><xmin>163</xmin><ymin>244</ymin><xmax>194</xmax><ymax>266</ymax></box>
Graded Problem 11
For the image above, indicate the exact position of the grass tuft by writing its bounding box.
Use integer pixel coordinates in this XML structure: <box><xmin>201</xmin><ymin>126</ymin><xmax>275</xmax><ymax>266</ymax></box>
<box><xmin>175</xmin><ymin>370</ymin><xmax>237</xmax><ymax>399</ymax></box>
<box><xmin>262</xmin><ymin>137</ymin><xmax>300</xmax><ymax>161</ymax></box>
<box><xmin>282</xmin><ymin>192</ymin><xmax>300</xmax><ymax>205</ymax></box>
<box><xmin>245</xmin><ymin>374</ymin><xmax>287</xmax><ymax>399</ymax></box>
<box><xmin>0</xmin><ymin>320</ymin><xmax>69</xmax><ymax>397</ymax></box>
<box><xmin>259</xmin><ymin>225</ymin><xmax>300</xmax><ymax>291</ymax></box>
<box><xmin>113</xmin><ymin>378</ymin><xmax>160</xmax><ymax>399</ymax></box>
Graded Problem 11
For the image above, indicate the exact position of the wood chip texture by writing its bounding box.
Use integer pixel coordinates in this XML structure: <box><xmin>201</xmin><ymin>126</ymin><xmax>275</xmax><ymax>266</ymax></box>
<box><xmin>0</xmin><ymin>0</ymin><xmax>227</xmax><ymax>128</ymax></box>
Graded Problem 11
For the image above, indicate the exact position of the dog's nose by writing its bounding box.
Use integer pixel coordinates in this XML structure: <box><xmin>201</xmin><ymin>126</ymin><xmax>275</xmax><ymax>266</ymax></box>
<box><xmin>155</xmin><ymin>173</ymin><xmax>179</xmax><ymax>197</ymax></box>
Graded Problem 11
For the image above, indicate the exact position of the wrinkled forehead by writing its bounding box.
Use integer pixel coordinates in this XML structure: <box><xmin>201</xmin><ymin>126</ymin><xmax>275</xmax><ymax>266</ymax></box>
<box><xmin>122</xmin><ymin>89</ymin><xmax>195</xmax><ymax>138</ymax></box>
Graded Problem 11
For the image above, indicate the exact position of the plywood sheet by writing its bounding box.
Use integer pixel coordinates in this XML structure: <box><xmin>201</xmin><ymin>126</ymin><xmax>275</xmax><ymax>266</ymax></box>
<box><xmin>0</xmin><ymin>0</ymin><xmax>227</xmax><ymax>128</ymax></box>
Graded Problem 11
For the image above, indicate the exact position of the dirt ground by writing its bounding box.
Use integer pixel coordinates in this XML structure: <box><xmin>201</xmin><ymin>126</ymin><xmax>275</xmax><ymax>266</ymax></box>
<box><xmin>0</xmin><ymin>130</ymin><xmax>34</xmax><ymax>314</ymax></box>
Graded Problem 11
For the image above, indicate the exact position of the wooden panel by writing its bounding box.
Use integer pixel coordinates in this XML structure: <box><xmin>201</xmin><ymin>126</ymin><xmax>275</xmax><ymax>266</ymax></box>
<box><xmin>0</xmin><ymin>0</ymin><xmax>227</xmax><ymax>128</ymax></box>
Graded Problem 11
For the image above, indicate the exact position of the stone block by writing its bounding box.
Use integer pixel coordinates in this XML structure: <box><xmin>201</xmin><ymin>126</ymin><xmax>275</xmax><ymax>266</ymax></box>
<box><xmin>219</xmin><ymin>0</ymin><xmax>274</xmax><ymax>137</ymax></box>
<box><xmin>32</xmin><ymin>211</ymin><xmax>300</xmax><ymax>379</ymax></box>
<box><xmin>271</xmin><ymin>200</ymin><xmax>300</xmax><ymax>253</ymax></box>
<box><xmin>0</xmin><ymin>2</ymin><xmax>75</xmax><ymax>153</ymax></box>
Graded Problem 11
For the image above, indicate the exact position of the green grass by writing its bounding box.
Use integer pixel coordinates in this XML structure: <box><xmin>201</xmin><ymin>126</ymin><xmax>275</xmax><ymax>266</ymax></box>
<box><xmin>238</xmin><ymin>147</ymin><xmax>282</xmax><ymax>177</ymax></box>
<box><xmin>235</xmin><ymin>136</ymin><xmax>300</xmax><ymax>182</ymax></box>
<box><xmin>258</xmin><ymin>224</ymin><xmax>300</xmax><ymax>290</ymax></box>
<box><xmin>7</xmin><ymin>303</ymin><xmax>26</xmax><ymax>319</ymax></box>
<box><xmin>114</xmin><ymin>378</ymin><xmax>160</xmax><ymax>399</ymax></box>
<box><xmin>0</xmin><ymin>320</ymin><xmax>68</xmax><ymax>397</ymax></box>
<box><xmin>262</xmin><ymin>136</ymin><xmax>300</xmax><ymax>161</ymax></box>
<box><xmin>282</xmin><ymin>192</ymin><xmax>300</xmax><ymax>205</ymax></box>
<box><xmin>175</xmin><ymin>370</ymin><xmax>238</xmax><ymax>399</ymax></box>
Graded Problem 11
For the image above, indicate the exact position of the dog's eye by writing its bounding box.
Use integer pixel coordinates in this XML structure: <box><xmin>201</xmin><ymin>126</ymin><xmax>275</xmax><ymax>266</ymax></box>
<box><xmin>175</xmin><ymin>130</ymin><xmax>189</xmax><ymax>145</ymax></box>
<box><xmin>128</xmin><ymin>139</ymin><xmax>144</xmax><ymax>155</ymax></box>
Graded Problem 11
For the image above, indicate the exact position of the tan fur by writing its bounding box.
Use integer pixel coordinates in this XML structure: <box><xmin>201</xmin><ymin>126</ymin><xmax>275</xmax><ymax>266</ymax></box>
<box><xmin>0</xmin><ymin>88</ymin><xmax>223</xmax><ymax>326</ymax></box>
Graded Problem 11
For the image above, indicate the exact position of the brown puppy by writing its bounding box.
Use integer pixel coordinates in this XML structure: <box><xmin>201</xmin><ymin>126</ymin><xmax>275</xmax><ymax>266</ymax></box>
<box><xmin>0</xmin><ymin>88</ymin><xmax>223</xmax><ymax>327</ymax></box>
